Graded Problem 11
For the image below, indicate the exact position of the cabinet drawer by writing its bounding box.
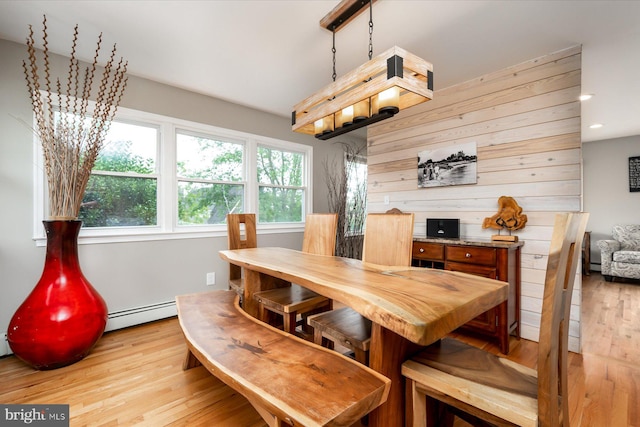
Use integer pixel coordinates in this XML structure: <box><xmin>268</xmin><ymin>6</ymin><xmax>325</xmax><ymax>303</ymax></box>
<box><xmin>412</xmin><ymin>242</ymin><xmax>444</xmax><ymax>261</ymax></box>
<box><xmin>446</xmin><ymin>261</ymin><xmax>497</xmax><ymax>279</ymax></box>
<box><xmin>446</xmin><ymin>245</ymin><xmax>496</xmax><ymax>266</ymax></box>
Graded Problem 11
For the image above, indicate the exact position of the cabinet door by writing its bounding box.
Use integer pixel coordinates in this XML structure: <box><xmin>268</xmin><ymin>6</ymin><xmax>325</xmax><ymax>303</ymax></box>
<box><xmin>445</xmin><ymin>261</ymin><xmax>497</xmax><ymax>279</ymax></box>
<box><xmin>445</xmin><ymin>261</ymin><xmax>498</xmax><ymax>333</ymax></box>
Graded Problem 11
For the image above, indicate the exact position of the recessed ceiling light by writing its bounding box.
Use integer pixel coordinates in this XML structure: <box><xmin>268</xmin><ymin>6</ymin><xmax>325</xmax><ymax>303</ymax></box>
<box><xmin>589</xmin><ymin>123</ymin><xmax>603</xmax><ymax>129</ymax></box>
<box><xmin>579</xmin><ymin>94</ymin><xmax>593</xmax><ymax>101</ymax></box>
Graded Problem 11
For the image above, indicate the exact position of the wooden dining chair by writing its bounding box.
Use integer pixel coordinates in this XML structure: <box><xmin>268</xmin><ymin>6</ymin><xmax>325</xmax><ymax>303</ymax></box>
<box><xmin>402</xmin><ymin>212</ymin><xmax>589</xmax><ymax>427</ymax></box>
<box><xmin>253</xmin><ymin>213</ymin><xmax>338</xmax><ymax>338</ymax></box>
<box><xmin>307</xmin><ymin>212</ymin><xmax>415</xmax><ymax>364</ymax></box>
<box><xmin>226</xmin><ymin>213</ymin><xmax>257</xmax><ymax>304</ymax></box>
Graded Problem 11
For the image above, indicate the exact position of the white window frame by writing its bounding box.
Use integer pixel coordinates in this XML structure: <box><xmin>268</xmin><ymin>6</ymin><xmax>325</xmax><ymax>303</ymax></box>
<box><xmin>33</xmin><ymin>100</ymin><xmax>312</xmax><ymax>246</ymax></box>
<box><xmin>256</xmin><ymin>143</ymin><xmax>310</xmax><ymax>226</ymax></box>
<box><xmin>174</xmin><ymin>127</ymin><xmax>248</xmax><ymax>229</ymax></box>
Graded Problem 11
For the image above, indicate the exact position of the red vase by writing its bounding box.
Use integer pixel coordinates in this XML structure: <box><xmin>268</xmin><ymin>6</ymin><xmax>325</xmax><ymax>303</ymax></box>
<box><xmin>8</xmin><ymin>220</ymin><xmax>108</xmax><ymax>370</ymax></box>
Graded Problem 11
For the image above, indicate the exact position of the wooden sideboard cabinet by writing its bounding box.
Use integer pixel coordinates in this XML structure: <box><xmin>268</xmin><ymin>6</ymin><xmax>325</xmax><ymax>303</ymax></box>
<box><xmin>412</xmin><ymin>238</ymin><xmax>523</xmax><ymax>354</ymax></box>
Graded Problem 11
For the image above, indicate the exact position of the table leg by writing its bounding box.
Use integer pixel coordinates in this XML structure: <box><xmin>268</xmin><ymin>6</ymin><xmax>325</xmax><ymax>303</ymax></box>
<box><xmin>367</xmin><ymin>323</ymin><xmax>422</xmax><ymax>427</ymax></box>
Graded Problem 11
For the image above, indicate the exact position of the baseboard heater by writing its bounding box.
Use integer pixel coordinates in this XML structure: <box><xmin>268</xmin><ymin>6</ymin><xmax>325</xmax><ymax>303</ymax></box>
<box><xmin>105</xmin><ymin>300</ymin><xmax>177</xmax><ymax>332</ymax></box>
<box><xmin>0</xmin><ymin>301</ymin><xmax>177</xmax><ymax>357</ymax></box>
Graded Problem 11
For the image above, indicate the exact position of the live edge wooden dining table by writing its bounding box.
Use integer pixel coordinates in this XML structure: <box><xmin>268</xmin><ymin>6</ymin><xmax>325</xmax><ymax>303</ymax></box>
<box><xmin>219</xmin><ymin>247</ymin><xmax>508</xmax><ymax>427</ymax></box>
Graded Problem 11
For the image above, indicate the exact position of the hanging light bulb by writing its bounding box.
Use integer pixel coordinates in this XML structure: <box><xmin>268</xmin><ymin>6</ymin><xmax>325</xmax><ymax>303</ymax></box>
<box><xmin>376</xmin><ymin>87</ymin><xmax>400</xmax><ymax>115</ymax></box>
<box><xmin>341</xmin><ymin>105</ymin><xmax>354</xmax><ymax>127</ymax></box>
<box><xmin>314</xmin><ymin>115</ymin><xmax>334</xmax><ymax>136</ymax></box>
<box><xmin>353</xmin><ymin>99</ymin><xmax>370</xmax><ymax>122</ymax></box>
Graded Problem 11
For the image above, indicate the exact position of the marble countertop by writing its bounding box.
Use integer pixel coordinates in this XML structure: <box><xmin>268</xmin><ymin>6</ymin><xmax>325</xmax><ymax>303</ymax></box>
<box><xmin>413</xmin><ymin>236</ymin><xmax>524</xmax><ymax>248</ymax></box>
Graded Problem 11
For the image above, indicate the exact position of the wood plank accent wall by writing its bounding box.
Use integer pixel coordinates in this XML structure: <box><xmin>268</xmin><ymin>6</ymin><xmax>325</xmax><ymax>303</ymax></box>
<box><xmin>366</xmin><ymin>46</ymin><xmax>583</xmax><ymax>351</ymax></box>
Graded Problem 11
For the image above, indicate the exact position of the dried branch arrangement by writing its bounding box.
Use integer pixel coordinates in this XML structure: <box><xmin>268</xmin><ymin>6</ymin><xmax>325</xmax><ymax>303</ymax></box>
<box><xmin>324</xmin><ymin>141</ymin><xmax>367</xmax><ymax>259</ymax></box>
<box><xmin>23</xmin><ymin>15</ymin><xmax>128</xmax><ymax>219</ymax></box>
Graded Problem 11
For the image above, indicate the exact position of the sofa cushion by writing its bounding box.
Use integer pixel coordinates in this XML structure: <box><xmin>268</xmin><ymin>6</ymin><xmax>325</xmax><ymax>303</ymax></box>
<box><xmin>613</xmin><ymin>250</ymin><xmax>640</xmax><ymax>265</ymax></box>
<box><xmin>623</xmin><ymin>242</ymin><xmax>640</xmax><ymax>251</ymax></box>
<box><xmin>612</xmin><ymin>225</ymin><xmax>640</xmax><ymax>251</ymax></box>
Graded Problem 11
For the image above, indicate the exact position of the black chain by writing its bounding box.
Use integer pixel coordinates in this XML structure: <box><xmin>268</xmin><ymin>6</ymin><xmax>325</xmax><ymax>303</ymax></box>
<box><xmin>331</xmin><ymin>1</ymin><xmax>373</xmax><ymax>81</ymax></box>
<box><xmin>368</xmin><ymin>0</ymin><xmax>373</xmax><ymax>60</ymax></box>
<box><xmin>332</xmin><ymin>26</ymin><xmax>337</xmax><ymax>82</ymax></box>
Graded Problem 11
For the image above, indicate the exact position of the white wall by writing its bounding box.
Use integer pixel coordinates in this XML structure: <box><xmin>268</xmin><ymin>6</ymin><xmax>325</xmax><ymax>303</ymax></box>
<box><xmin>0</xmin><ymin>38</ymin><xmax>361</xmax><ymax>345</ymax></box>
<box><xmin>583</xmin><ymin>135</ymin><xmax>640</xmax><ymax>268</ymax></box>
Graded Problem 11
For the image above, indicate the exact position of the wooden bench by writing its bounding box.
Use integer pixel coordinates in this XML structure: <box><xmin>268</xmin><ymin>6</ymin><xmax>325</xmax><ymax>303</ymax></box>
<box><xmin>176</xmin><ymin>290</ymin><xmax>391</xmax><ymax>427</ymax></box>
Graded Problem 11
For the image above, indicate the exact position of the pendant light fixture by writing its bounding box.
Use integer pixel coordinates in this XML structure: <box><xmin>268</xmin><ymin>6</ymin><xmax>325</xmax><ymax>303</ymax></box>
<box><xmin>292</xmin><ymin>0</ymin><xmax>434</xmax><ymax>140</ymax></box>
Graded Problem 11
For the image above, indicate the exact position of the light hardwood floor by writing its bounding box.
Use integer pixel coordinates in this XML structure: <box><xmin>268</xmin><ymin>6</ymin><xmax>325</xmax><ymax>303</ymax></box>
<box><xmin>1</xmin><ymin>273</ymin><xmax>638</xmax><ymax>426</ymax></box>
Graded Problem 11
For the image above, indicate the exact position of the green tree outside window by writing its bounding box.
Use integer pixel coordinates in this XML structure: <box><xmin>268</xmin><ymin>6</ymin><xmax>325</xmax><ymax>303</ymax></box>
<box><xmin>177</xmin><ymin>132</ymin><xmax>244</xmax><ymax>225</ymax></box>
<box><xmin>257</xmin><ymin>146</ymin><xmax>304</xmax><ymax>223</ymax></box>
<box><xmin>79</xmin><ymin>121</ymin><xmax>158</xmax><ymax>227</ymax></box>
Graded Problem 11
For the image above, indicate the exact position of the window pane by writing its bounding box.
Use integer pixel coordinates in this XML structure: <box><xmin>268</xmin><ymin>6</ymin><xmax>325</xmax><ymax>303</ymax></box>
<box><xmin>178</xmin><ymin>181</ymin><xmax>244</xmax><ymax>225</ymax></box>
<box><xmin>177</xmin><ymin>133</ymin><xmax>243</xmax><ymax>181</ymax></box>
<box><xmin>257</xmin><ymin>147</ymin><xmax>303</xmax><ymax>186</ymax></box>
<box><xmin>346</xmin><ymin>159</ymin><xmax>367</xmax><ymax>233</ymax></box>
<box><xmin>40</xmin><ymin>103</ymin><xmax>312</xmax><ymax>238</ymax></box>
<box><xmin>79</xmin><ymin>175</ymin><xmax>157</xmax><ymax>227</ymax></box>
<box><xmin>258</xmin><ymin>187</ymin><xmax>303</xmax><ymax>222</ymax></box>
<box><xmin>95</xmin><ymin>121</ymin><xmax>157</xmax><ymax>173</ymax></box>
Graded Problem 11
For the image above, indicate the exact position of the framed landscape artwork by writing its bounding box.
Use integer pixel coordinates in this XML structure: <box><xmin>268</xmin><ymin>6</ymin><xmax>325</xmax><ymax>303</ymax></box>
<box><xmin>418</xmin><ymin>141</ymin><xmax>478</xmax><ymax>188</ymax></box>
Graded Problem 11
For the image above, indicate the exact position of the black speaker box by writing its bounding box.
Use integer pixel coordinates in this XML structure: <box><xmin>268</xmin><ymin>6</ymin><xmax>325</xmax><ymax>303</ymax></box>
<box><xmin>426</xmin><ymin>218</ymin><xmax>460</xmax><ymax>239</ymax></box>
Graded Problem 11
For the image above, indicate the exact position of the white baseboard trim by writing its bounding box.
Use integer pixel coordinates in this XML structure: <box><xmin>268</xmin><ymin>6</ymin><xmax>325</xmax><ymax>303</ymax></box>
<box><xmin>1</xmin><ymin>301</ymin><xmax>177</xmax><ymax>358</ymax></box>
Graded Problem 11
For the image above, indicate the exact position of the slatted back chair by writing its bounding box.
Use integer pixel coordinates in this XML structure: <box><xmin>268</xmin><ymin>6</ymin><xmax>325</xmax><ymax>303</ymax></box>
<box><xmin>308</xmin><ymin>212</ymin><xmax>415</xmax><ymax>364</ymax></box>
<box><xmin>227</xmin><ymin>213</ymin><xmax>257</xmax><ymax>301</ymax></box>
<box><xmin>402</xmin><ymin>212</ymin><xmax>589</xmax><ymax>427</ymax></box>
<box><xmin>253</xmin><ymin>213</ymin><xmax>338</xmax><ymax>338</ymax></box>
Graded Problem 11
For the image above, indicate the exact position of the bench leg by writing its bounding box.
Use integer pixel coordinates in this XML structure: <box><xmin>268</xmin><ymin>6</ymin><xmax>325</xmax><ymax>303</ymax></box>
<box><xmin>182</xmin><ymin>349</ymin><xmax>201</xmax><ymax>370</ymax></box>
<box><xmin>247</xmin><ymin>396</ymin><xmax>293</xmax><ymax>427</ymax></box>
<box><xmin>284</xmin><ymin>312</ymin><xmax>297</xmax><ymax>335</ymax></box>
<box><xmin>258</xmin><ymin>303</ymin><xmax>269</xmax><ymax>324</ymax></box>
<box><xmin>313</xmin><ymin>328</ymin><xmax>335</xmax><ymax>350</ymax></box>
<box><xmin>407</xmin><ymin>379</ymin><xmax>427</xmax><ymax>427</ymax></box>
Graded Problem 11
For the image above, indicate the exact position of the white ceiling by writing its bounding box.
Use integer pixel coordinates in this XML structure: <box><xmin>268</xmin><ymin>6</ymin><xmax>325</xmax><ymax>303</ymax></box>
<box><xmin>1</xmin><ymin>0</ymin><xmax>639</xmax><ymax>143</ymax></box>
